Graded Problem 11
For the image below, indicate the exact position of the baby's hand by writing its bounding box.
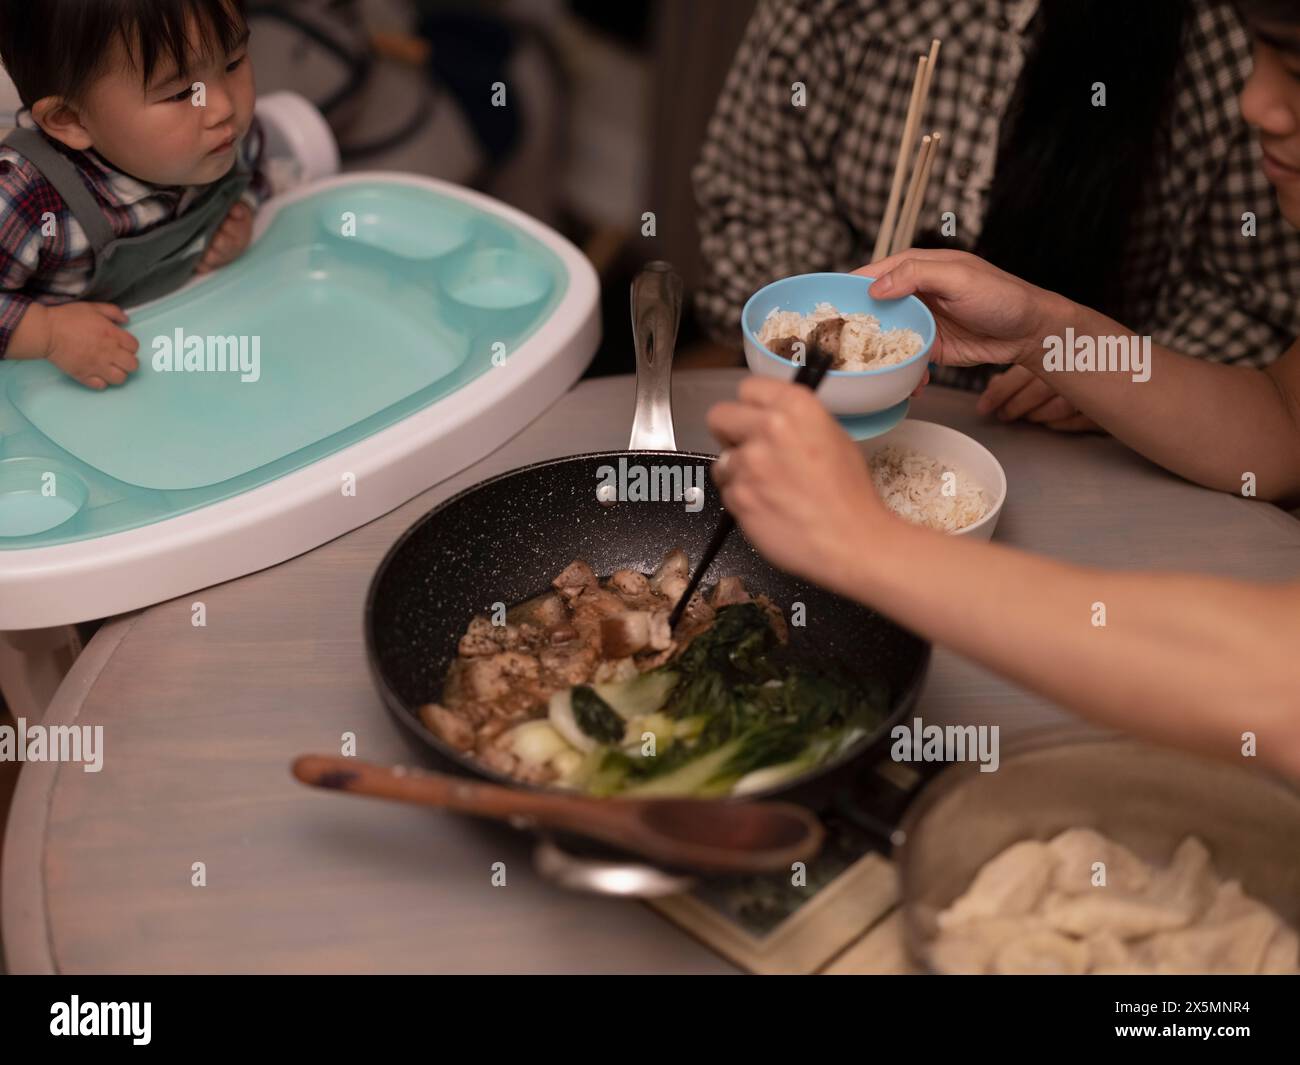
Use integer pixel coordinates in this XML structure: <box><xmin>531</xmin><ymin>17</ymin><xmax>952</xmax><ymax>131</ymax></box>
<box><xmin>44</xmin><ymin>302</ymin><xmax>141</xmax><ymax>389</ymax></box>
<box><xmin>196</xmin><ymin>202</ymin><xmax>254</xmax><ymax>274</ymax></box>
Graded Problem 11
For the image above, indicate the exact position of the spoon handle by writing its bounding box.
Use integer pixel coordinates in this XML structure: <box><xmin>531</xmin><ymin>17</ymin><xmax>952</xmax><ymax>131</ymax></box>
<box><xmin>292</xmin><ymin>754</ymin><xmax>615</xmax><ymax>824</ymax></box>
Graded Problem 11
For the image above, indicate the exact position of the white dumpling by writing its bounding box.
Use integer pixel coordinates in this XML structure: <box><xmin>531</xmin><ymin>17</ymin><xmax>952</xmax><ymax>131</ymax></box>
<box><xmin>1085</xmin><ymin>931</ymin><xmax>1137</xmax><ymax>972</ymax></box>
<box><xmin>937</xmin><ymin>841</ymin><xmax>1053</xmax><ymax>928</ymax></box>
<box><xmin>1048</xmin><ymin>827</ymin><xmax>1151</xmax><ymax>895</ymax></box>
<box><xmin>1199</xmin><ymin>879</ymin><xmax>1256</xmax><ymax>923</ymax></box>
<box><xmin>1042</xmin><ymin>890</ymin><xmax>1190</xmax><ymax>940</ymax></box>
<box><xmin>929</xmin><ymin>917</ymin><xmax>1050</xmax><ymax>975</ymax></box>
<box><xmin>1144</xmin><ymin>836</ymin><xmax>1217</xmax><ymax>918</ymax></box>
<box><xmin>932</xmin><ymin>830</ymin><xmax>1300</xmax><ymax>976</ymax></box>
<box><xmin>992</xmin><ymin>929</ymin><xmax>1090</xmax><ymax>975</ymax></box>
<box><xmin>1139</xmin><ymin>912</ymin><xmax>1279</xmax><ymax>974</ymax></box>
<box><xmin>1260</xmin><ymin>924</ymin><xmax>1300</xmax><ymax>975</ymax></box>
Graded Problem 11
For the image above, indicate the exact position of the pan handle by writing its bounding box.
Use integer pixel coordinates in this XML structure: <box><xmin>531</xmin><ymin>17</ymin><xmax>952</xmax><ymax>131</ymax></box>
<box><xmin>628</xmin><ymin>261</ymin><xmax>683</xmax><ymax>452</ymax></box>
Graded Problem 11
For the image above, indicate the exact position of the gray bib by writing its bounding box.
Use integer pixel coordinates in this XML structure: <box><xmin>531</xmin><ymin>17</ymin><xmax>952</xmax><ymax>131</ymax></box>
<box><xmin>2</xmin><ymin>127</ymin><xmax>252</xmax><ymax>308</ymax></box>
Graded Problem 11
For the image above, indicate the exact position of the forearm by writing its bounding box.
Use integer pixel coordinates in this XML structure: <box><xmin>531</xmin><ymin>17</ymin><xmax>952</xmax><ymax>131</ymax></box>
<box><xmin>4</xmin><ymin>301</ymin><xmax>51</xmax><ymax>360</ymax></box>
<box><xmin>1022</xmin><ymin>301</ymin><xmax>1300</xmax><ymax>501</ymax></box>
<box><xmin>837</xmin><ymin>522</ymin><xmax>1300</xmax><ymax>775</ymax></box>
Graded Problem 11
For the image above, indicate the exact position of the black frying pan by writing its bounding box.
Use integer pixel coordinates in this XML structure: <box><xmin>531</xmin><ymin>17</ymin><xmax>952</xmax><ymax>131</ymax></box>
<box><xmin>365</xmin><ymin>263</ymin><xmax>931</xmax><ymax>815</ymax></box>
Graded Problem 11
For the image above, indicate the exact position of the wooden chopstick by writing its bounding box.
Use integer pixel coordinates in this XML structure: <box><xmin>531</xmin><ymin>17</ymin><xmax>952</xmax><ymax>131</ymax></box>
<box><xmin>872</xmin><ymin>54</ymin><xmax>928</xmax><ymax>262</ymax></box>
<box><xmin>872</xmin><ymin>39</ymin><xmax>942</xmax><ymax>263</ymax></box>
<box><xmin>894</xmin><ymin>131</ymin><xmax>940</xmax><ymax>255</ymax></box>
<box><xmin>918</xmin><ymin>38</ymin><xmax>941</xmax><ymax>128</ymax></box>
<box><xmin>892</xmin><ymin>134</ymin><xmax>932</xmax><ymax>257</ymax></box>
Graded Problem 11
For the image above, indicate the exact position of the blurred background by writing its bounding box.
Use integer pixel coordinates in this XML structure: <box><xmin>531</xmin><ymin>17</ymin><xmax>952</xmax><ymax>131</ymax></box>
<box><xmin>0</xmin><ymin>0</ymin><xmax>758</xmax><ymax>376</ymax></box>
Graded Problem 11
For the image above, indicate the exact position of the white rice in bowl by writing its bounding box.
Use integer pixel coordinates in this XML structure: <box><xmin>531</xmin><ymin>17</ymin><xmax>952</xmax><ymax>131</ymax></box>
<box><xmin>758</xmin><ymin>301</ymin><xmax>923</xmax><ymax>370</ymax></box>
<box><xmin>870</xmin><ymin>445</ymin><xmax>991</xmax><ymax>533</ymax></box>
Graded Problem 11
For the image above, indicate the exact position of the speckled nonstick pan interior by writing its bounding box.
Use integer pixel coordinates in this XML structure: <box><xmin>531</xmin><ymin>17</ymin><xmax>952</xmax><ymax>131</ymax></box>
<box><xmin>364</xmin><ymin>262</ymin><xmax>931</xmax><ymax>811</ymax></box>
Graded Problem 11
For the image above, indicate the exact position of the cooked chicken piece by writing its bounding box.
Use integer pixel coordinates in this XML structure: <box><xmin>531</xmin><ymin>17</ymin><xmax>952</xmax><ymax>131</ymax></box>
<box><xmin>463</xmin><ymin>651</ymin><xmax>538</xmax><ymax>701</ymax></box>
<box><xmin>682</xmin><ymin>593</ymin><xmax>714</xmax><ymax>629</ymax></box>
<box><xmin>638</xmin><ymin>644</ymin><xmax>678</xmax><ymax>670</ymax></box>
<box><xmin>754</xmin><ymin>594</ymin><xmax>788</xmax><ymax>642</ymax></box>
<box><xmin>462</xmin><ymin>656</ymin><xmax>510</xmax><ymax>701</ymax></box>
<box><xmin>609</xmin><ymin>568</ymin><xmax>650</xmax><ymax>598</ymax></box>
<box><xmin>602</xmin><ymin>611</ymin><xmax>651</xmax><ymax>657</ymax></box>
<box><xmin>497</xmin><ymin>650</ymin><xmax>539</xmax><ymax>681</ymax></box>
<box><xmin>658</xmin><ymin>574</ymin><xmax>688</xmax><ymax>604</ymax></box>
<box><xmin>419</xmin><ymin>703</ymin><xmax>475</xmax><ymax>751</ymax></box>
<box><xmin>478</xmin><ymin>745</ymin><xmax>519</xmax><ymax>776</ymax></box>
<box><xmin>650</xmin><ymin>548</ymin><xmax>689</xmax><ymax>591</ymax></box>
<box><xmin>647</xmin><ymin>610</ymin><xmax>672</xmax><ymax>650</ymax></box>
<box><xmin>766</xmin><ymin>335</ymin><xmax>804</xmax><ymax>361</ymax></box>
<box><xmin>493</xmin><ymin>688</ymin><xmax>547</xmax><ymax>720</ymax></box>
<box><xmin>710</xmin><ymin>575</ymin><xmax>751</xmax><ymax>607</ymax></box>
<box><xmin>539</xmin><ymin>643</ymin><xmax>598</xmax><ymax>686</ymax></box>
<box><xmin>526</xmin><ymin>593</ymin><xmax>570</xmax><ymax>629</ymax></box>
<box><xmin>457</xmin><ymin>616</ymin><xmax>499</xmax><ymax>657</ymax></box>
<box><xmin>571</xmin><ymin>587</ymin><xmax>634</xmax><ymax>646</ymax></box>
<box><xmin>549</xmin><ymin>626</ymin><xmax>578</xmax><ymax>645</ymax></box>
<box><xmin>457</xmin><ymin>617</ymin><xmax>547</xmax><ymax>657</ymax></box>
<box><xmin>810</xmin><ymin>316</ymin><xmax>846</xmax><ymax>367</ymax></box>
<box><xmin>477</xmin><ymin>717</ymin><xmax>512</xmax><ymax>743</ymax></box>
<box><xmin>594</xmin><ymin>657</ymin><xmax>639</xmax><ymax>684</ymax></box>
<box><xmin>573</xmin><ymin>586</ymin><xmax>629</xmax><ymax>619</ymax></box>
<box><xmin>552</xmin><ymin>559</ymin><xmax>598</xmax><ymax>600</ymax></box>
<box><xmin>501</xmin><ymin>621</ymin><xmax>546</xmax><ymax>653</ymax></box>
<box><xmin>450</xmin><ymin>701</ymin><xmax>491</xmax><ymax>727</ymax></box>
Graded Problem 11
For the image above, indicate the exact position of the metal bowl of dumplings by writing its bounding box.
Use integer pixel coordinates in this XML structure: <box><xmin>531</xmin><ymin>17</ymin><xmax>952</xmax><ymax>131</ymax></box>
<box><xmin>895</xmin><ymin>730</ymin><xmax>1300</xmax><ymax>974</ymax></box>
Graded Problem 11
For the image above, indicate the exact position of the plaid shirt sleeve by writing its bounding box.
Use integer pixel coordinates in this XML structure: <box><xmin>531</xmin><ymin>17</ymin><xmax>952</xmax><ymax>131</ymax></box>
<box><xmin>0</xmin><ymin>154</ymin><xmax>66</xmax><ymax>359</ymax></box>
<box><xmin>691</xmin><ymin>0</ymin><xmax>861</xmax><ymax>347</ymax></box>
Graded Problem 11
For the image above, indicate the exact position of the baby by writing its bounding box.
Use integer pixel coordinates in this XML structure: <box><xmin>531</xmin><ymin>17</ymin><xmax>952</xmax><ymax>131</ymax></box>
<box><xmin>0</xmin><ymin>0</ymin><xmax>269</xmax><ymax>389</ymax></box>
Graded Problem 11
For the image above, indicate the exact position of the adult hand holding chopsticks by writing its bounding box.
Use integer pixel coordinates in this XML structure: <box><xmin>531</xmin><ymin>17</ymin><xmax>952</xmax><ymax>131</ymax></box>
<box><xmin>706</xmin><ymin>377</ymin><xmax>893</xmax><ymax>596</ymax></box>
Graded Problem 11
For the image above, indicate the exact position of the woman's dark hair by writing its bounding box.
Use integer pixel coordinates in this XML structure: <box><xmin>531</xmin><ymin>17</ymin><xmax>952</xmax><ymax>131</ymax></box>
<box><xmin>0</xmin><ymin>0</ymin><xmax>248</xmax><ymax>107</ymax></box>
<box><xmin>970</xmin><ymin>1</ymin><xmax>1189</xmax><ymax>321</ymax></box>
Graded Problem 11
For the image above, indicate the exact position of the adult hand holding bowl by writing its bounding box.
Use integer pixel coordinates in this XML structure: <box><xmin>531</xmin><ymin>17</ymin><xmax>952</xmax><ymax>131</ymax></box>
<box><xmin>855</xmin><ymin>249</ymin><xmax>1073</xmax><ymax>372</ymax></box>
<box><xmin>742</xmin><ymin>271</ymin><xmax>935</xmax><ymax>417</ymax></box>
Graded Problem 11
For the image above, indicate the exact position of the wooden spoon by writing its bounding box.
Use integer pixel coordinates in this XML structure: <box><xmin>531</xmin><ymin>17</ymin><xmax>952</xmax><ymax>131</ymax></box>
<box><xmin>292</xmin><ymin>755</ymin><xmax>824</xmax><ymax>874</ymax></box>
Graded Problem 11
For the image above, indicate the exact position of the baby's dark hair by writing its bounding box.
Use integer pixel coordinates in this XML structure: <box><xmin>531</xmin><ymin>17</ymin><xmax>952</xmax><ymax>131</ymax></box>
<box><xmin>0</xmin><ymin>0</ymin><xmax>248</xmax><ymax>108</ymax></box>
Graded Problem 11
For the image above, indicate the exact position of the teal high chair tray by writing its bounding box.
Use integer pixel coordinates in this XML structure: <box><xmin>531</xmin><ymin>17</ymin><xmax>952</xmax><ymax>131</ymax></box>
<box><xmin>0</xmin><ymin>174</ymin><xmax>600</xmax><ymax>626</ymax></box>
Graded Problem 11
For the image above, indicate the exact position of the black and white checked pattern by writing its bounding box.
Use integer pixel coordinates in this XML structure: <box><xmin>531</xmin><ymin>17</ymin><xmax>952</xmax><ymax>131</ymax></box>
<box><xmin>693</xmin><ymin>0</ymin><xmax>1300</xmax><ymax>388</ymax></box>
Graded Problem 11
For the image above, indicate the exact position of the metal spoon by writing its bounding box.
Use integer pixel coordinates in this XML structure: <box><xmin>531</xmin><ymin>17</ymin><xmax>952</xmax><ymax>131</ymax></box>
<box><xmin>292</xmin><ymin>754</ymin><xmax>824</xmax><ymax>874</ymax></box>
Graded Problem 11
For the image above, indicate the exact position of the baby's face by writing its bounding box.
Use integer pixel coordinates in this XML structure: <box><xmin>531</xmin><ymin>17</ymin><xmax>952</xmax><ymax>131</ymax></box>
<box><xmin>76</xmin><ymin>24</ymin><xmax>255</xmax><ymax>187</ymax></box>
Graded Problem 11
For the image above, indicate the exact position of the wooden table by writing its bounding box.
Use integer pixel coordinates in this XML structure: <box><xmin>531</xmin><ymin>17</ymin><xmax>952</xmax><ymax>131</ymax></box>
<box><xmin>6</xmin><ymin>373</ymin><xmax>1299</xmax><ymax>974</ymax></box>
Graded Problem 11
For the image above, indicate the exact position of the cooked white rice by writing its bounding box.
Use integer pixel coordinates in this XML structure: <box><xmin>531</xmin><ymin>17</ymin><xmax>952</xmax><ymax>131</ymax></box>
<box><xmin>869</xmin><ymin>445</ymin><xmax>991</xmax><ymax>532</ymax></box>
<box><xmin>758</xmin><ymin>301</ymin><xmax>922</xmax><ymax>369</ymax></box>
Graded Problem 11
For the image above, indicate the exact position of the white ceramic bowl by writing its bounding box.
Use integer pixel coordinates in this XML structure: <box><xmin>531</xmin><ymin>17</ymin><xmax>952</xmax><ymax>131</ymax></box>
<box><xmin>862</xmin><ymin>420</ymin><xmax>1007</xmax><ymax>540</ymax></box>
<box><xmin>742</xmin><ymin>272</ymin><xmax>934</xmax><ymax>415</ymax></box>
